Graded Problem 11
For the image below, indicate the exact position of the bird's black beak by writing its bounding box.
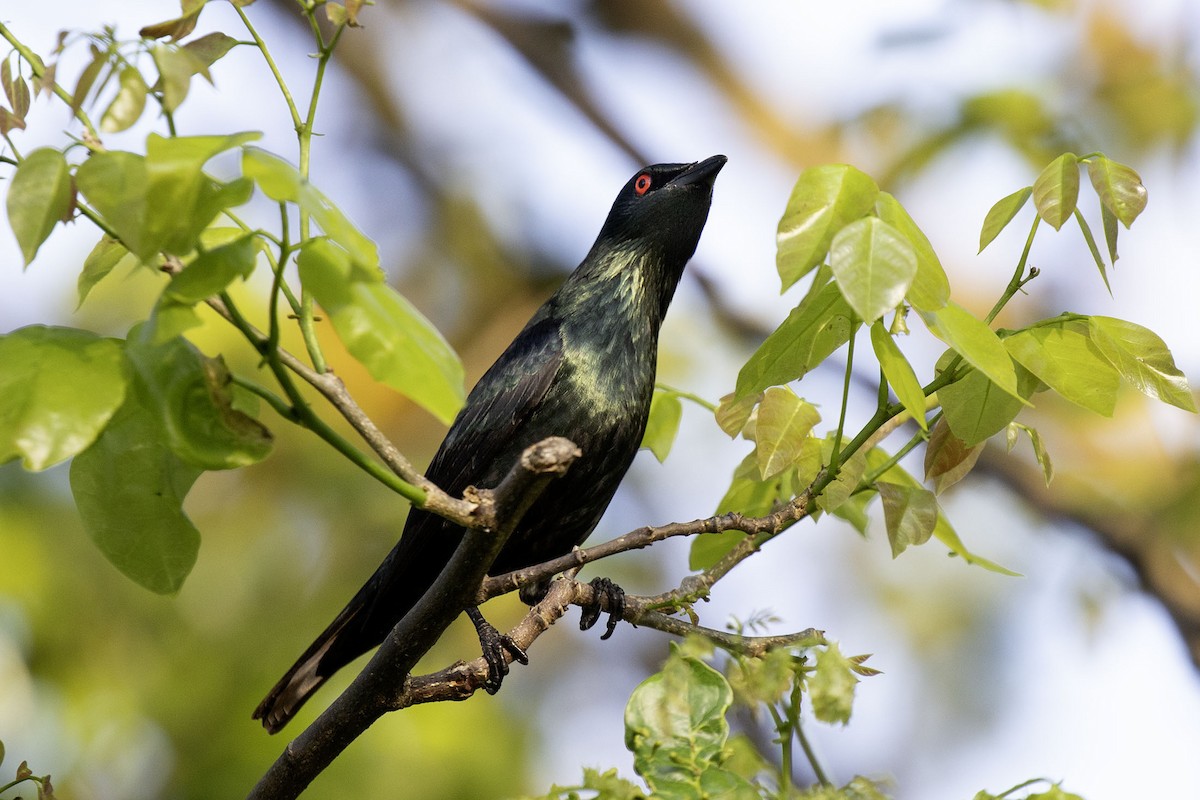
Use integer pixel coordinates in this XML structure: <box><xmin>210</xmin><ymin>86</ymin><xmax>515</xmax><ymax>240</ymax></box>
<box><xmin>669</xmin><ymin>154</ymin><xmax>727</xmax><ymax>189</ymax></box>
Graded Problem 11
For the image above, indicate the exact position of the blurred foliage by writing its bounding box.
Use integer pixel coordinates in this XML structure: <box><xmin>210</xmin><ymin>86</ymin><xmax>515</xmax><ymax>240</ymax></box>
<box><xmin>2</xmin><ymin>0</ymin><xmax>1200</xmax><ymax>798</ymax></box>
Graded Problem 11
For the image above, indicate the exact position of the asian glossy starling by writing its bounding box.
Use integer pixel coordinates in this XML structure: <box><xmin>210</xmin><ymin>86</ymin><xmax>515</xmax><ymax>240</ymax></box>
<box><xmin>254</xmin><ymin>154</ymin><xmax>726</xmax><ymax>733</ymax></box>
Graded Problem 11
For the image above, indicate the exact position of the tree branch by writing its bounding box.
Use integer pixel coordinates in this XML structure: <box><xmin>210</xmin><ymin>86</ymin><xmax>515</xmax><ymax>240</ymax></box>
<box><xmin>247</xmin><ymin>437</ymin><xmax>580</xmax><ymax>800</ymax></box>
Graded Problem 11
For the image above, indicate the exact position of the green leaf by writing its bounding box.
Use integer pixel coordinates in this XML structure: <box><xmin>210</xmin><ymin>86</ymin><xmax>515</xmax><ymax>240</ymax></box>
<box><xmin>139</xmin><ymin>0</ymin><xmax>206</xmax><ymax>41</ymax></box>
<box><xmin>182</xmin><ymin>32</ymin><xmax>240</xmax><ymax>69</ymax></box>
<box><xmin>1005</xmin><ymin>319</ymin><xmax>1120</xmax><ymax>416</ymax></box>
<box><xmin>0</xmin><ymin>326</ymin><xmax>128</xmax><ymax>471</ymax></box>
<box><xmin>937</xmin><ymin>353</ymin><xmax>1041</xmax><ymax>446</ymax></box>
<box><xmin>714</xmin><ymin>391</ymin><xmax>760</xmax><ymax>438</ymax></box>
<box><xmin>71</xmin><ymin>44</ymin><xmax>105</xmax><ymax>118</ymax></box>
<box><xmin>298</xmin><ymin>239</ymin><xmax>465</xmax><ymax>424</ymax></box>
<box><xmin>1088</xmin><ymin>316</ymin><xmax>1196</xmax><ymax>412</ymax></box>
<box><xmin>829</xmin><ymin>217</ymin><xmax>917</xmax><ymax>324</ymax></box>
<box><xmin>75</xmin><ymin>150</ymin><xmax>152</xmax><ymax>259</ymax></box>
<box><xmin>145</xmin><ymin>132</ymin><xmax>261</xmax><ymax>256</ymax></box>
<box><xmin>875</xmin><ymin>192</ymin><xmax>949</xmax><ymax>311</ymax></box>
<box><xmin>978</xmin><ymin>186</ymin><xmax>1032</xmax><ymax>252</ymax></box>
<box><xmin>1032</xmin><ymin>152</ymin><xmax>1079</xmax><ymax>230</ymax></box>
<box><xmin>151</xmin><ymin>43</ymin><xmax>210</xmax><ymax>112</ymax></box>
<box><xmin>100</xmin><ymin>66</ymin><xmax>149</xmax><ymax>133</ymax></box>
<box><xmin>870</xmin><ymin>321</ymin><xmax>927</xmax><ymax>430</ymax></box>
<box><xmin>69</xmin><ymin>388</ymin><xmax>201</xmax><ymax>594</ymax></box>
<box><xmin>243</xmin><ymin>147</ymin><xmax>378</xmax><ymax>267</ymax></box>
<box><xmin>809</xmin><ymin>643</ymin><xmax>860</xmax><ymax>725</ymax></box>
<box><xmin>923</xmin><ymin>418</ymin><xmax>985</xmax><ymax>494</ymax></box>
<box><xmin>817</xmin><ymin>440</ymin><xmax>868</xmax><ymax>514</ymax></box>
<box><xmin>126</xmin><ymin>323</ymin><xmax>274</xmax><ymax>470</ymax></box>
<box><xmin>877</xmin><ymin>481</ymin><xmax>937</xmax><ymax>557</ymax></box>
<box><xmin>165</xmin><ymin>232</ymin><xmax>259</xmax><ymax>303</ymax></box>
<box><xmin>918</xmin><ymin>302</ymin><xmax>1022</xmax><ymax>401</ymax></box>
<box><xmin>1028</xmin><ymin>786</ymin><xmax>1086</xmax><ymax>800</ymax></box>
<box><xmin>755</xmin><ymin>387</ymin><xmax>820</xmax><ymax>480</ymax></box>
<box><xmin>776</xmin><ymin>164</ymin><xmax>879</xmax><ymax>290</ymax></box>
<box><xmin>78</xmin><ymin>237</ymin><xmax>135</xmax><ymax>308</ymax></box>
<box><xmin>1073</xmin><ymin>207</ymin><xmax>1112</xmax><ymax>294</ymax></box>
<box><xmin>625</xmin><ymin>647</ymin><xmax>755</xmax><ymax>799</ymax></box>
<box><xmin>1101</xmin><ymin>201</ymin><xmax>1120</xmax><ymax>264</ymax></box>
<box><xmin>6</xmin><ymin>148</ymin><xmax>72</xmax><ymax>265</ymax></box>
<box><xmin>1086</xmin><ymin>155</ymin><xmax>1148</xmax><ymax>228</ymax></box>
<box><xmin>642</xmin><ymin>391</ymin><xmax>682</xmax><ymax>463</ymax></box>
<box><xmin>1006</xmin><ymin>421</ymin><xmax>1054</xmax><ymax>486</ymax></box>
<box><xmin>735</xmin><ymin>278</ymin><xmax>858</xmax><ymax>398</ymax></box>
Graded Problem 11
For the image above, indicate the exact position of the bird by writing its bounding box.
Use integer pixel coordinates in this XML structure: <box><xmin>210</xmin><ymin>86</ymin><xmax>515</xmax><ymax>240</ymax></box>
<box><xmin>254</xmin><ymin>154</ymin><xmax>726</xmax><ymax>734</ymax></box>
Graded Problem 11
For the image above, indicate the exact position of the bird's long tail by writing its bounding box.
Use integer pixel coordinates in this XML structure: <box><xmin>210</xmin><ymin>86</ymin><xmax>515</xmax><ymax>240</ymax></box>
<box><xmin>252</xmin><ymin>601</ymin><xmax>363</xmax><ymax>734</ymax></box>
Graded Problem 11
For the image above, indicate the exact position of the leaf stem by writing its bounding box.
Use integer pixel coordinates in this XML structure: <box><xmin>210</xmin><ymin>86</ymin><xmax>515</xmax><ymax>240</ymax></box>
<box><xmin>828</xmin><ymin>321</ymin><xmax>858</xmax><ymax>474</ymax></box>
<box><xmin>985</xmin><ymin>215</ymin><xmax>1040</xmax><ymax>324</ymax></box>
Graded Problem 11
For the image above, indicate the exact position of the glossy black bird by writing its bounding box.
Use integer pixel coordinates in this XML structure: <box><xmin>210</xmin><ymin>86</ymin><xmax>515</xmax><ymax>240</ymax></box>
<box><xmin>254</xmin><ymin>154</ymin><xmax>726</xmax><ymax>733</ymax></box>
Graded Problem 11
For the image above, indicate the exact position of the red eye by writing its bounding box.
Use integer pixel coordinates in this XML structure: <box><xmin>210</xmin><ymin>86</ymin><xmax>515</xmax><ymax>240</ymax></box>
<box><xmin>634</xmin><ymin>173</ymin><xmax>652</xmax><ymax>196</ymax></box>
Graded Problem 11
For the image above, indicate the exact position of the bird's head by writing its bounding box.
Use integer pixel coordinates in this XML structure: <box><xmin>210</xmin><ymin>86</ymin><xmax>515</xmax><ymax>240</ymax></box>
<box><xmin>593</xmin><ymin>155</ymin><xmax>727</xmax><ymax>265</ymax></box>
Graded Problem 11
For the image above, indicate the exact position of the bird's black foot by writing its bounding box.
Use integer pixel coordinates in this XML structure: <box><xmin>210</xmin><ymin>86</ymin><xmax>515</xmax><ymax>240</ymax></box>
<box><xmin>579</xmin><ymin>576</ymin><xmax>626</xmax><ymax>641</ymax></box>
<box><xmin>467</xmin><ymin>606</ymin><xmax>527</xmax><ymax>694</ymax></box>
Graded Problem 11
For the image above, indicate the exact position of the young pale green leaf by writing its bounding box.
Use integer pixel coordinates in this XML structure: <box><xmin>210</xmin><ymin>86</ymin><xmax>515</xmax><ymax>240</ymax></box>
<box><xmin>936</xmin><ymin>350</ymin><xmax>1042</xmax><ymax>446</ymax></box>
<box><xmin>145</xmin><ymin>132</ymin><xmax>261</xmax><ymax>256</ymax></box>
<box><xmin>1027</xmin><ymin>786</ymin><xmax>1086</xmax><ymax>800</ymax></box>
<box><xmin>923</xmin><ymin>418</ymin><xmax>985</xmax><ymax>494</ymax></box>
<box><xmin>1005</xmin><ymin>319</ymin><xmax>1120</xmax><ymax>416</ymax></box>
<box><xmin>642</xmin><ymin>391</ymin><xmax>683</xmax><ymax>463</ymax></box>
<box><xmin>1032</xmin><ymin>152</ymin><xmax>1080</xmax><ymax>230</ymax></box>
<box><xmin>165</xmin><ymin>233</ymin><xmax>259</xmax><ymax>303</ymax></box>
<box><xmin>776</xmin><ymin>164</ymin><xmax>879</xmax><ymax>290</ymax></box>
<box><xmin>1006</xmin><ymin>421</ymin><xmax>1054</xmax><ymax>486</ymax></box>
<box><xmin>978</xmin><ymin>186</ymin><xmax>1032</xmax><ymax>252</ymax></box>
<box><xmin>0</xmin><ymin>326</ymin><xmax>128</xmax><ymax>471</ymax></box>
<box><xmin>918</xmin><ymin>302</ymin><xmax>1022</xmax><ymax>401</ymax></box>
<box><xmin>625</xmin><ymin>648</ymin><xmax>755</xmax><ymax>799</ymax></box>
<box><xmin>151</xmin><ymin>44</ymin><xmax>210</xmax><ymax>112</ymax></box>
<box><xmin>809</xmin><ymin>643</ymin><xmax>860</xmax><ymax>725</ymax></box>
<box><xmin>243</xmin><ymin>148</ymin><xmax>378</xmax><ymax>267</ymax></box>
<box><xmin>755</xmin><ymin>387</ymin><xmax>821</xmax><ymax>480</ymax></box>
<box><xmin>78</xmin><ymin>237</ymin><xmax>136</xmax><ymax>308</ymax></box>
<box><xmin>869</xmin><ymin>321</ymin><xmax>927</xmax><ymax>430</ymax></box>
<box><xmin>75</xmin><ymin>150</ymin><xmax>152</xmax><ymax>259</ymax></box>
<box><xmin>1088</xmin><ymin>316</ymin><xmax>1196</xmax><ymax>412</ymax></box>
<box><xmin>69</xmin><ymin>388</ymin><xmax>201</xmax><ymax>594</ymax></box>
<box><xmin>1086</xmin><ymin>155</ymin><xmax>1148</xmax><ymax>228</ymax></box>
<box><xmin>139</xmin><ymin>0</ymin><xmax>205</xmax><ymax>41</ymax></box>
<box><xmin>71</xmin><ymin>44</ymin><xmax>105</xmax><ymax>117</ymax></box>
<box><xmin>126</xmin><ymin>323</ymin><xmax>273</xmax><ymax>470</ymax></box>
<box><xmin>6</xmin><ymin>148</ymin><xmax>72</xmax><ymax>265</ymax></box>
<box><xmin>100</xmin><ymin>66</ymin><xmax>149</xmax><ymax>133</ymax></box>
<box><xmin>876</xmin><ymin>480</ymin><xmax>937</xmax><ymax>557</ymax></box>
<box><xmin>817</xmin><ymin>441</ymin><xmax>868</xmax><ymax>514</ymax></box>
<box><xmin>735</xmin><ymin>279</ymin><xmax>858</xmax><ymax>398</ymax></box>
<box><xmin>875</xmin><ymin>192</ymin><xmax>950</xmax><ymax>311</ymax></box>
<box><xmin>1101</xmin><ymin>201</ymin><xmax>1120</xmax><ymax>263</ymax></box>
<box><xmin>715</xmin><ymin>391</ymin><xmax>760</xmax><ymax>438</ymax></box>
<box><xmin>829</xmin><ymin>217</ymin><xmax>917</xmax><ymax>324</ymax></box>
<box><xmin>182</xmin><ymin>32</ymin><xmax>240</xmax><ymax>69</ymax></box>
<box><xmin>1073</xmin><ymin>209</ymin><xmax>1112</xmax><ymax>294</ymax></box>
<box><xmin>298</xmin><ymin>239</ymin><xmax>465</xmax><ymax>424</ymax></box>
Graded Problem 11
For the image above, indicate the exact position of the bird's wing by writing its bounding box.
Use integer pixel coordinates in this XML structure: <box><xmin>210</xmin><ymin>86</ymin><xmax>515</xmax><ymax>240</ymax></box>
<box><xmin>423</xmin><ymin>313</ymin><xmax>566</xmax><ymax>496</ymax></box>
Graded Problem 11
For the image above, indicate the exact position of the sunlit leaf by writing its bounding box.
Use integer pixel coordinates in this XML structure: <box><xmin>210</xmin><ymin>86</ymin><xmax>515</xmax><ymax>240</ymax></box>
<box><xmin>100</xmin><ymin>66</ymin><xmax>149</xmax><ymax>133</ymax></box>
<box><xmin>1006</xmin><ymin>422</ymin><xmax>1054</xmax><ymax>486</ymax></box>
<box><xmin>75</xmin><ymin>150</ymin><xmax>151</xmax><ymax>259</ymax></box>
<box><xmin>1088</xmin><ymin>316</ymin><xmax>1196</xmax><ymax>412</ymax></box>
<box><xmin>829</xmin><ymin>217</ymin><xmax>917</xmax><ymax>324</ymax></box>
<box><xmin>77</xmin><ymin>236</ymin><xmax>134</xmax><ymax>308</ymax></box>
<box><xmin>1005</xmin><ymin>319</ymin><xmax>1120</xmax><ymax>416</ymax></box>
<box><xmin>714</xmin><ymin>391</ymin><xmax>760</xmax><ymax>438</ymax></box>
<box><xmin>937</xmin><ymin>351</ymin><xmax>1041</xmax><ymax>446</ymax></box>
<box><xmin>0</xmin><ymin>326</ymin><xmax>128</xmax><ymax>471</ymax></box>
<box><xmin>754</xmin><ymin>387</ymin><xmax>820</xmax><ymax>480</ymax></box>
<box><xmin>776</xmin><ymin>164</ymin><xmax>878</xmax><ymax>290</ymax></box>
<box><xmin>809</xmin><ymin>643</ymin><xmax>859</xmax><ymax>725</ymax></box>
<box><xmin>165</xmin><ymin>232</ymin><xmax>259</xmax><ymax>303</ymax></box>
<box><xmin>978</xmin><ymin>186</ymin><xmax>1032</xmax><ymax>252</ymax></box>
<box><xmin>736</xmin><ymin>278</ymin><xmax>858</xmax><ymax>398</ymax></box>
<box><xmin>152</xmin><ymin>44</ymin><xmax>210</xmax><ymax>112</ymax></box>
<box><xmin>1032</xmin><ymin>152</ymin><xmax>1079</xmax><ymax>230</ymax></box>
<box><xmin>642</xmin><ymin>391</ymin><xmax>682</xmax><ymax>463</ymax></box>
<box><xmin>817</xmin><ymin>440</ymin><xmax>867</xmax><ymax>514</ymax></box>
<box><xmin>6</xmin><ymin>148</ymin><xmax>72</xmax><ymax>265</ymax></box>
<box><xmin>298</xmin><ymin>238</ymin><xmax>464</xmax><ymax>423</ymax></box>
<box><xmin>1086</xmin><ymin>155</ymin><xmax>1148</xmax><ymax>228</ymax></box>
<box><xmin>918</xmin><ymin>302</ymin><xmax>1022</xmax><ymax>401</ymax></box>
<box><xmin>876</xmin><ymin>481</ymin><xmax>937</xmax><ymax>557</ymax></box>
<box><xmin>875</xmin><ymin>192</ymin><xmax>949</xmax><ymax>311</ymax></box>
<box><xmin>870</xmin><ymin>321</ymin><xmax>927</xmax><ymax>430</ymax></box>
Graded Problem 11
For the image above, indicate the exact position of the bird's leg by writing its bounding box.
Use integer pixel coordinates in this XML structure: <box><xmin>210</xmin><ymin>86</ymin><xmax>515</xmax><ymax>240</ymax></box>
<box><xmin>579</xmin><ymin>576</ymin><xmax>626</xmax><ymax>641</ymax></box>
<box><xmin>466</xmin><ymin>605</ymin><xmax>528</xmax><ymax>694</ymax></box>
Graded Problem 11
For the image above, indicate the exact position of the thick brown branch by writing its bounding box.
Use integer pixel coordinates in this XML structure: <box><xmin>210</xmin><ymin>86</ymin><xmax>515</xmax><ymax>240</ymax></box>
<box><xmin>247</xmin><ymin>437</ymin><xmax>579</xmax><ymax>800</ymax></box>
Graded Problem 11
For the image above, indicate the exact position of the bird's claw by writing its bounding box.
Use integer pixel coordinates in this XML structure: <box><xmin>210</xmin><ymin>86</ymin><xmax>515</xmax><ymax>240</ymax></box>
<box><xmin>470</xmin><ymin>609</ymin><xmax>528</xmax><ymax>694</ymax></box>
<box><xmin>579</xmin><ymin>576</ymin><xmax>626</xmax><ymax>641</ymax></box>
